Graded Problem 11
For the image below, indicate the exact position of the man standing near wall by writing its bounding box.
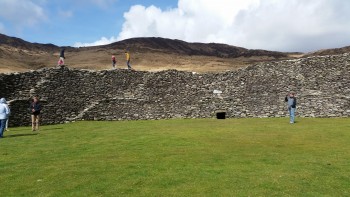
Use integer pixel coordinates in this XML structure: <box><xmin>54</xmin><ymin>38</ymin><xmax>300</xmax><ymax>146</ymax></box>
<box><xmin>5</xmin><ymin>101</ymin><xmax>10</xmax><ymax>131</ymax></box>
<box><xmin>285</xmin><ymin>92</ymin><xmax>297</xmax><ymax>124</ymax></box>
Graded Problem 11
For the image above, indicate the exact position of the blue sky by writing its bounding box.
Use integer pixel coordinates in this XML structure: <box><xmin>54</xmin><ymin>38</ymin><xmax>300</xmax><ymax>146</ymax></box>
<box><xmin>0</xmin><ymin>0</ymin><xmax>178</xmax><ymax>46</ymax></box>
<box><xmin>1</xmin><ymin>0</ymin><xmax>350</xmax><ymax>52</ymax></box>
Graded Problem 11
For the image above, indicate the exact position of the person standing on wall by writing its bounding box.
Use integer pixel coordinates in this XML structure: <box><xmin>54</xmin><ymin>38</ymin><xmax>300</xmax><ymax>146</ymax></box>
<box><xmin>125</xmin><ymin>51</ymin><xmax>133</xmax><ymax>70</ymax></box>
<box><xmin>0</xmin><ymin>98</ymin><xmax>10</xmax><ymax>138</ymax></box>
<box><xmin>30</xmin><ymin>96</ymin><xmax>42</xmax><ymax>132</ymax></box>
<box><xmin>112</xmin><ymin>55</ymin><xmax>117</xmax><ymax>69</ymax></box>
<box><xmin>285</xmin><ymin>92</ymin><xmax>297</xmax><ymax>124</ymax></box>
<box><xmin>59</xmin><ymin>48</ymin><xmax>65</xmax><ymax>66</ymax></box>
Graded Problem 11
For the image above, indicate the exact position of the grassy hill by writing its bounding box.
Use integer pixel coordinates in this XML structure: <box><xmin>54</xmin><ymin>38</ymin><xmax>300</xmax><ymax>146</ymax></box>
<box><xmin>1</xmin><ymin>118</ymin><xmax>349</xmax><ymax>196</ymax></box>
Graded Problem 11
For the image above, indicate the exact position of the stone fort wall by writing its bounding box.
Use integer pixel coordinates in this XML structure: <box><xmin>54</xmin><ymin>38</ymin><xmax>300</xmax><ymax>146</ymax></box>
<box><xmin>1</xmin><ymin>53</ymin><xmax>349</xmax><ymax>126</ymax></box>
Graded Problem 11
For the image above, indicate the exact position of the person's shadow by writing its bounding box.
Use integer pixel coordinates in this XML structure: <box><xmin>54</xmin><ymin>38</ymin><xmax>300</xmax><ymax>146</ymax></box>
<box><xmin>5</xmin><ymin>133</ymin><xmax>38</xmax><ymax>138</ymax></box>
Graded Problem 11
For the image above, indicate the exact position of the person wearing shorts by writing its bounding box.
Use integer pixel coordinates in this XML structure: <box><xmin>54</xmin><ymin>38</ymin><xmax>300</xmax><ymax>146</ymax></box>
<box><xmin>30</xmin><ymin>96</ymin><xmax>42</xmax><ymax>131</ymax></box>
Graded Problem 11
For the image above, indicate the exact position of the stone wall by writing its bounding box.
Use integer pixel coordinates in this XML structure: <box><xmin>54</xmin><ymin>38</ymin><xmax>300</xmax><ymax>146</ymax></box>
<box><xmin>1</xmin><ymin>53</ymin><xmax>349</xmax><ymax>126</ymax></box>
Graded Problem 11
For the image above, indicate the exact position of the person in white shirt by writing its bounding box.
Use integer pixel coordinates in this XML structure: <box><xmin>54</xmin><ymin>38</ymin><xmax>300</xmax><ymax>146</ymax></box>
<box><xmin>0</xmin><ymin>98</ymin><xmax>10</xmax><ymax>138</ymax></box>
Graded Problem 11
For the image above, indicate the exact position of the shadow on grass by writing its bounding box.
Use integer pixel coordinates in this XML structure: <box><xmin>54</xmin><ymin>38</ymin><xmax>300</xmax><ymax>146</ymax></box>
<box><xmin>45</xmin><ymin>127</ymin><xmax>64</xmax><ymax>130</ymax></box>
<box><xmin>5</xmin><ymin>133</ymin><xmax>39</xmax><ymax>138</ymax></box>
<box><xmin>43</xmin><ymin>127</ymin><xmax>64</xmax><ymax>132</ymax></box>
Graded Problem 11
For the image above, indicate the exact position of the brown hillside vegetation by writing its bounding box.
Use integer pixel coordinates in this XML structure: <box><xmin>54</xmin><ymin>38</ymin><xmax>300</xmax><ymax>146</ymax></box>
<box><xmin>2</xmin><ymin>33</ymin><xmax>346</xmax><ymax>73</ymax></box>
<box><xmin>303</xmin><ymin>45</ymin><xmax>350</xmax><ymax>57</ymax></box>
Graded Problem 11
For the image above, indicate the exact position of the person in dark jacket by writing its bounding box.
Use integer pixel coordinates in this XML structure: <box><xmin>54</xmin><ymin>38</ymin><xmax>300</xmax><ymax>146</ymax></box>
<box><xmin>30</xmin><ymin>96</ymin><xmax>42</xmax><ymax>131</ymax></box>
<box><xmin>59</xmin><ymin>48</ymin><xmax>65</xmax><ymax>65</ymax></box>
<box><xmin>285</xmin><ymin>92</ymin><xmax>297</xmax><ymax>124</ymax></box>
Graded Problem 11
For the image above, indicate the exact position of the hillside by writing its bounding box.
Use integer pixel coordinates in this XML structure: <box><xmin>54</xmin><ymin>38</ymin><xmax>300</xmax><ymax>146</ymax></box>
<box><xmin>0</xmin><ymin>34</ymin><xmax>58</xmax><ymax>51</ymax></box>
<box><xmin>0</xmin><ymin>33</ymin><xmax>302</xmax><ymax>73</ymax></box>
<box><xmin>304</xmin><ymin>45</ymin><xmax>350</xmax><ymax>57</ymax></box>
<box><xmin>103</xmin><ymin>37</ymin><xmax>288</xmax><ymax>58</ymax></box>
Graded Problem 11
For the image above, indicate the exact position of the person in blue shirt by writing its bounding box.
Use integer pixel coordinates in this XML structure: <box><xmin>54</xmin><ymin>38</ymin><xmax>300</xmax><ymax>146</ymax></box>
<box><xmin>285</xmin><ymin>92</ymin><xmax>297</xmax><ymax>124</ymax></box>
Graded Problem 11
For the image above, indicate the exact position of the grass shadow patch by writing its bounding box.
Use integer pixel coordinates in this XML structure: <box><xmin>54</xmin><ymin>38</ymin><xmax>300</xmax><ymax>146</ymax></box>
<box><xmin>4</xmin><ymin>133</ymin><xmax>39</xmax><ymax>138</ymax></box>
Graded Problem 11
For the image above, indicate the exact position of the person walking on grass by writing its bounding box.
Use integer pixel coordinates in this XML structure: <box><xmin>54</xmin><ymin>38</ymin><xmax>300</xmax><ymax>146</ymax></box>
<box><xmin>112</xmin><ymin>55</ymin><xmax>117</xmax><ymax>69</ymax></box>
<box><xmin>0</xmin><ymin>98</ymin><xmax>10</xmax><ymax>138</ymax></box>
<box><xmin>125</xmin><ymin>51</ymin><xmax>133</xmax><ymax>70</ymax></box>
<box><xmin>5</xmin><ymin>119</ymin><xmax>9</xmax><ymax>131</ymax></box>
<box><xmin>30</xmin><ymin>96</ymin><xmax>42</xmax><ymax>132</ymax></box>
<box><xmin>5</xmin><ymin>100</ymin><xmax>10</xmax><ymax>131</ymax></box>
<box><xmin>285</xmin><ymin>92</ymin><xmax>297</xmax><ymax>124</ymax></box>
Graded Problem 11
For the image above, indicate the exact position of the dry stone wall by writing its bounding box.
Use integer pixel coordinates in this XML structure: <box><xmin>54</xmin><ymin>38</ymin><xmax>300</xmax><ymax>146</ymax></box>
<box><xmin>1</xmin><ymin>53</ymin><xmax>349</xmax><ymax>126</ymax></box>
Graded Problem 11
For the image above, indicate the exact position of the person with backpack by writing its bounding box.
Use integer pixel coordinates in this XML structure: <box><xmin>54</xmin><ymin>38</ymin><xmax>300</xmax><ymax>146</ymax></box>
<box><xmin>0</xmin><ymin>98</ymin><xmax>10</xmax><ymax>138</ymax></box>
<box><xmin>30</xmin><ymin>96</ymin><xmax>42</xmax><ymax>132</ymax></box>
<box><xmin>112</xmin><ymin>55</ymin><xmax>117</xmax><ymax>69</ymax></box>
<box><xmin>285</xmin><ymin>92</ymin><xmax>297</xmax><ymax>124</ymax></box>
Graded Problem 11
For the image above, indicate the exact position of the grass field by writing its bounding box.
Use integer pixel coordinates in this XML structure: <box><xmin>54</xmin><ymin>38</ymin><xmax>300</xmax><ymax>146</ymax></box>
<box><xmin>1</xmin><ymin>118</ymin><xmax>350</xmax><ymax>196</ymax></box>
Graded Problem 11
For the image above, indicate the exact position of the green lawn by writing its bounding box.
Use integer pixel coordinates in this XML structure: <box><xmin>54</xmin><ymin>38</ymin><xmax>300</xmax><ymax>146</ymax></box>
<box><xmin>1</xmin><ymin>118</ymin><xmax>350</xmax><ymax>196</ymax></box>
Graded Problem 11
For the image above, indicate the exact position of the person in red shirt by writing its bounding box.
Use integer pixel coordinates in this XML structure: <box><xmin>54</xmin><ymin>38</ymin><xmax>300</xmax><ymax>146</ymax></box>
<box><xmin>112</xmin><ymin>55</ymin><xmax>117</xmax><ymax>69</ymax></box>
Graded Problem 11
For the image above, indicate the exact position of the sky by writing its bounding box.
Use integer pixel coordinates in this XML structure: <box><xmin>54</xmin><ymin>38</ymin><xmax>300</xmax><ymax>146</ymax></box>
<box><xmin>0</xmin><ymin>0</ymin><xmax>350</xmax><ymax>52</ymax></box>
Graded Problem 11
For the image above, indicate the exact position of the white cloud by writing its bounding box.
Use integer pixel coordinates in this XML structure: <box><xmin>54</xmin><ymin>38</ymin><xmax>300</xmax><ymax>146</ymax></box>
<box><xmin>73</xmin><ymin>36</ymin><xmax>118</xmax><ymax>47</ymax></box>
<box><xmin>0</xmin><ymin>0</ymin><xmax>47</xmax><ymax>28</ymax></box>
<box><xmin>117</xmin><ymin>0</ymin><xmax>350</xmax><ymax>52</ymax></box>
